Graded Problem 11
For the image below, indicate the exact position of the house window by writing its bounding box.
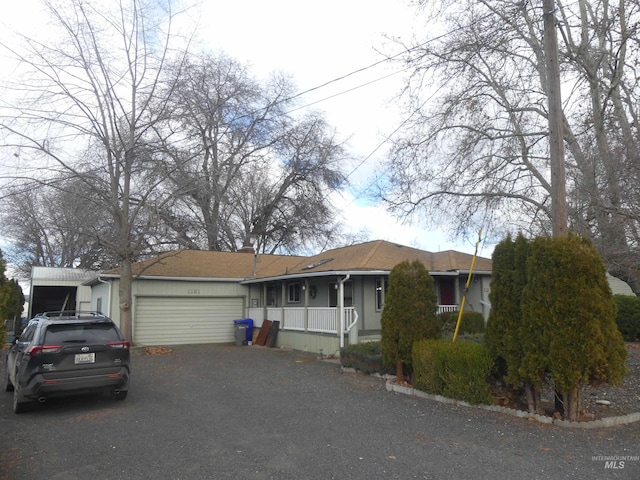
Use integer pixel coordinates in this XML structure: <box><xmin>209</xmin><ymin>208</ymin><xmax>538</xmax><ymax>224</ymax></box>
<box><xmin>375</xmin><ymin>278</ymin><xmax>388</xmax><ymax>311</ymax></box>
<box><xmin>288</xmin><ymin>283</ymin><xmax>301</xmax><ymax>303</ymax></box>
<box><xmin>329</xmin><ymin>281</ymin><xmax>353</xmax><ymax>307</ymax></box>
<box><xmin>266</xmin><ymin>285</ymin><xmax>278</xmax><ymax>307</ymax></box>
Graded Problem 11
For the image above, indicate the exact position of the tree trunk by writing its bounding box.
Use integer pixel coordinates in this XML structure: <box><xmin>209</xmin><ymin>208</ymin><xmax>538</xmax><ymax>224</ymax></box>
<box><xmin>118</xmin><ymin>259</ymin><xmax>133</xmax><ymax>343</ymax></box>
<box><xmin>396</xmin><ymin>360</ymin><xmax>404</xmax><ymax>383</ymax></box>
<box><xmin>525</xmin><ymin>384</ymin><xmax>542</xmax><ymax>415</ymax></box>
<box><xmin>562</xmin><ymin>390</ymin><xmax>581</xmax><ymax>422</ymax></box>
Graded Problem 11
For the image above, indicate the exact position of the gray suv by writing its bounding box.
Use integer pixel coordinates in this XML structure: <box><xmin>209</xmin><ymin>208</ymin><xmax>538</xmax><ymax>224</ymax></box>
<box><xmin>4</xmin><ymin>311</ymin><xmax>130</xmax><ymax>413</ymax></box>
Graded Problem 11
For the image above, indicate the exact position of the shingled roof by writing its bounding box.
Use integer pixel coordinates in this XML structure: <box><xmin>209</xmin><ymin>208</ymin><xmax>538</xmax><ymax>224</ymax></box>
<box><xmin>101</xmin><ymin>240</ymin><xmax>491</xmax><ymax>281</ymax></box>
<box><xmin>281</xmin><ymin>240</ymin><xmax>491</xmax><ymax>276</ymax></box>
<box><xmin>103</xmin><ymin>250</ymin><xmax>304</xmax><ymax>279</ymax></box>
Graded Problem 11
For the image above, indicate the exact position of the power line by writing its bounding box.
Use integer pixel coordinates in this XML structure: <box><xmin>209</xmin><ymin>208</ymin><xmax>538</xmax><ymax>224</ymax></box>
<box><xmin>338</xmin><ymin>82</ymin><xmax>447</xmax><ymax>206</ymax></box>
<box><xmin>284</xmin><ymin>66</ymin><xmax>411</xmax><ymax>115</ymax></box>
<box><xmin>311</xmin><ymin>13</ymin><xmax>496</xmax><ymax>207</ymax></box>
<box><xmin>281</xmin><ymin>17</ymin><xmax>490</xmax><ymax>114</ymax></box>
<box><xmin>282</xmin><ymin>39</ymin><xmax>428</xmax><ymax>107</ymax></box>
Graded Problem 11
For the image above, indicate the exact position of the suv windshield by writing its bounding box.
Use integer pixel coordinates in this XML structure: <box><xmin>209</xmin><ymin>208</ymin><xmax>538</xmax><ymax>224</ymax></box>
<box><xmin>44</xmin><ymin>324</ymin><xmax>122</xmax><ymax>344</ymax></box>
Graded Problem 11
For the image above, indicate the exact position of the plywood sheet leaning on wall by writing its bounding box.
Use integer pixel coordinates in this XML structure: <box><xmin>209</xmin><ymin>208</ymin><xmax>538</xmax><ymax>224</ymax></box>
<box><xmin>255</xmin><ymin>319</ymin><xmax>272</xmax><ymax>346</ymax></box>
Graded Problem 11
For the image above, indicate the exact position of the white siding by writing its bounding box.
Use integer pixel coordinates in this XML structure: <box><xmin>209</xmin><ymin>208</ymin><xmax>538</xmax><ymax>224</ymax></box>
<box><xmin>607</xmin><ymin>273</ymin><xmax>635</xmax><ymax>296</ymax></box>
<box><xmin>98</xmin><ymin>278</ymin><xmax>249</xmax><ymax>331</ymax></box>
<box><xmin>135</xmin><ymin>296</ymin><xmax>245</xmax><ymax>346</ymax></box>
<box><xmin>31</xmin><ymin>266</ymin><xmax>96</xmax><ymax>283</ymax></box>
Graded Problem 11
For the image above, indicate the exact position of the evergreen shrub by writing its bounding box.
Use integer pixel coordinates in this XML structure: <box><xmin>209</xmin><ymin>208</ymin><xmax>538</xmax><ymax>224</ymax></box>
<box><xmin>412</xmin><ymin>339</ymin><xmax>446</xmax><ymax>394</ymax></box>
<box><xmin>340</xmin><ymin>341</ymin><xmax>395</xmax><ymax>375</ymax></box>
<box><xmin>440</xmin><ymin>311</ymin><xmax>485</xmax><ymax>336</ymax></box>
<box><xmin>413</xmin><ymin>339</ymin><xmax>493</xmax><ymax>405</ymax></box>
<box><xmin>485</xmin><ymin>233</ymin><xmax>529</xmax><ymax>388</ymax></box>
<box><xmin>614</xmin><ymin>295</ymin><xmax>640</xmax><ymax>342</ymax></box>
<box><xmin>381</xmin><ymin>260</ymin><xmax>440</xmax><ymax>379</ymax></box>
<box><xmin>0</xmin><ymin>320</ymin><xmax>6</xmax><ymax>349</ymax></box>
<box><xmin>520</xmin><ymin>235</ymin><xmax>628</xmax><ymax>420</ymax></box>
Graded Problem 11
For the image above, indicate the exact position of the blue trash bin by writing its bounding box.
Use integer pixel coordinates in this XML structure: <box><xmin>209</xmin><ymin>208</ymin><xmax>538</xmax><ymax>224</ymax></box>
<box><xmin>233</xmin><ymin>318</ymin><xmax>254</xmax><ymax>344</ymax></box>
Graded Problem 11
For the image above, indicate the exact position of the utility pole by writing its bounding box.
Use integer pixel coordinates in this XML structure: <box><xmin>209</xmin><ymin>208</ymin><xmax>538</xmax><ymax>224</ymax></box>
<box><xmin>544</xmin><ymin>0</ymin><xmax>569</xmax><ymax>418</ymax></box>
<box><xmin>543</xmin><ymin>0</ymin><xmax>568</xmax><ymax>238</ymax></box>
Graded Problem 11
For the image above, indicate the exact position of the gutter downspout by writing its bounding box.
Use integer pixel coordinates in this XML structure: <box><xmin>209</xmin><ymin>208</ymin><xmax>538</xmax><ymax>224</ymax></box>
<box><xmin>338</xmin><ymin>274</ymin><xmax>351</xmax><ymax>349</ymax></box>
<box><xmin>97</xmin><ymin>276</ymin><xmax>112</xmax><ymax>318</ymax></box>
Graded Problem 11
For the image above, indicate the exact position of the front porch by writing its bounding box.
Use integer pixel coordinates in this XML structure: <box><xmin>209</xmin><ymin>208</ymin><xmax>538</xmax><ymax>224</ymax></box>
<box><xmin>247</xmin><ymin>305</ymin><xmax>460</xmax><ymax>355</ymax></box>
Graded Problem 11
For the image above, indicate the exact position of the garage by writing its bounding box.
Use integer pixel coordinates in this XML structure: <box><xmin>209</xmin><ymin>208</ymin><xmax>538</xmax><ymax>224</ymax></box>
<box><xmin>134</xmin><ymin>296</ymin><xmax>245</xmax><ymax>346</ymax></box>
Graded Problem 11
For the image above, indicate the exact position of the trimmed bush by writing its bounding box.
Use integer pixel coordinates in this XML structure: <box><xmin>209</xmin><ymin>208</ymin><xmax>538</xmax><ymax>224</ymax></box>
<box><xmin>485</xmin><ymin>233</ymin><xmax>530</xmax><ymax>388</ymax></box>
<box><xmin>413</xmin><ymin>339</ymin><xmax>493</xmax><ymax>405</ymax></box>
<box><xmin>412</xmin><ymin>339</ymin><xmax>446</xmax><ymax>395</ymax></box>
<box><xmin>340</xmin><ymin>341</ymin><xmax>395</xmax><ymax>375</ymax></box>
<box><xmin>1</xmin><ymin>249</ymin><xmax>25</xmax><ymax>347</ymax></box>
<box><xmin>0</xmin><ymin>320</ymin><xmax>5</xmax><ymax>350</ymax></box>
<box><xmin>381</xmin><ymin>260</ymin><xmax>440</xmax><ymax>379</ymax></box>
<box><xmin>440</xmin><ymin>311</ymin><xmax>485</xmax><ymax>337</ymax></box>
<box><xmin>614</xmin><ymin>295</ymin><xmax>640</xmax><ymax>342</ymax></box>
<box><xmin>520</xmin><ymin>234</ymin><xmax>628</xmax><ymax>421</ymax></box>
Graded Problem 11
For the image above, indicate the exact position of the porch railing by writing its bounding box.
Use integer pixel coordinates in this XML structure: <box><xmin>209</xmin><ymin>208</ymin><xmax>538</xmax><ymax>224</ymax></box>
<box><xmin>246</xmin><ymin>305</ymin><xmax>456</xmax><ymax>335</ymax></box>
<box><xmin>247</xmin><ymin>306</ymin><xmax>355</xmax><ymax>334</ymax></box>
<box><xmin>438</xmin><ymin>305</ymin><xmax>459</xmax><ymax>314</ymax></box>
<box><xmin>308</xmin><ymin>307</ymin><xmax>337</xmax><ymax>334</ymax></box>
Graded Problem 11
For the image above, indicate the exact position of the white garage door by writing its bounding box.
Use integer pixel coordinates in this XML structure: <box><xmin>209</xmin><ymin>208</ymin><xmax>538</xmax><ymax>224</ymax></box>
<box><xmin>135</xmin><ymin>296</ymin><xmax>245</xmax><ymax>345</ymax></box>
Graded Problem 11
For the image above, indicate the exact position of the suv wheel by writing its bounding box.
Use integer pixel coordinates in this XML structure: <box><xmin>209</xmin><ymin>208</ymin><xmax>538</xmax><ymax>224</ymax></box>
<box><xmin>12</xmin><ymin>381</ymin><xmax>31</xmax><ymax>414</ymax></box>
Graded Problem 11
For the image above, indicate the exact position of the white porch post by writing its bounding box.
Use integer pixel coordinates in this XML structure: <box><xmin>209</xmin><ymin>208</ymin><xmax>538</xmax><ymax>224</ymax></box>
<box><xmin>281</xmin><ymin>282</ymin><xmax>287</xmax><ymax>329</ymax></box>
<box><xmin>304</xmin><ymin>279</ymin><xmax>309</xmax><ymax>332</ymax></box>
<box><xmin>338</xmin><ymin>274</ymin><xmax>350</xmax><ymax>348</ymax></box>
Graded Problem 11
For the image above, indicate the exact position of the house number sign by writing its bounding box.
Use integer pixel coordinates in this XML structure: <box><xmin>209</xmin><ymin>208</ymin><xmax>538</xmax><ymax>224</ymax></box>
<box><xmin>187</xmin><ymin>288</ymin><xmax>201</xmax><ymax>295</ymax></box>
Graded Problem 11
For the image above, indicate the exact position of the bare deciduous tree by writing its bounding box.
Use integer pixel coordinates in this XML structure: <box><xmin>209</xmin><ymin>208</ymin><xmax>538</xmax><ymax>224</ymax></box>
<box><xmin>1</xmin><ymin>177</ymin><xmax>120</xmax><ymax>277</ymax></box>
<box><xmin>155</xmin><ymin>53</ymin><xmax>348</xmax><ymax>254</ymax></box>
<box><xmin>383</xmin><ymin>0</ymin><xmax>640</xmax><ymax>290</ymax></box>
<box><xmin>0</xmin><ymin>0</ymin><xmax>191</xmax><ymax>340</ymax></box>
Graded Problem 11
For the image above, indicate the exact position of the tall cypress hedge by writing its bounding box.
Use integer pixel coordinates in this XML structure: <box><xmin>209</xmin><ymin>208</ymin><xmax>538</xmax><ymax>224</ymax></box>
<box><xmin>0</xmin><ymin>249</ymin><xmax>25</xmax><ymax>341</ymax></box>
<box><xmin>486</xmin><ymin>234</ymin><xmax>529</xmax><ymax>383</ymax></box>
<box><xmin>487</xmin><ymin>234</ymin><xmax>628</xmax><ymax>420</ymax></box>
<box><xmin>519</xmin><ymin>234</ymin><xmax>628</xmax><ymax>421</ymax></box>
<box><xmin>613</xmin><ymin>295</ymin><xmax>640</xmax><ymax>341</ymax></box>
<box><xmin>486</xmin><ymin>233</ymin><xmax>546</xmax><ymax>413</ymax></box>
<box><xmin>381</xmin><ymin>259</ymin><xmax>440</xmax><ymax>380</ymax></box>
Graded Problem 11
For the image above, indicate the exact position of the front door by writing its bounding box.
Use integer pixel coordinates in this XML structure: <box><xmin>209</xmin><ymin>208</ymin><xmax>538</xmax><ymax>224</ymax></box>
<box><xmin>439</xmin><ymin>278</ymin><xmax>455</xmax><ymax>305</ymax></box>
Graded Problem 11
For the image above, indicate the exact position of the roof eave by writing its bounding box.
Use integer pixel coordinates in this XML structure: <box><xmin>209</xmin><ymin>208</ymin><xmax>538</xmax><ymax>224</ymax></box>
<box><xmin>240</xmin><ymin>268</ymin><xmax>492</xmax><ymax>284</ymax></box>
<box><xmin>241</xmin><ymin>270</ymin><xmax>392</xmax><ymax>284</ymax></box>
<box><xmin>458</xmin><ymin>270</ymin><xmax>492</xmax><ymax>275</ymax></box>
<box><xmin>84</xmin><ymin>273</ymin><xmax>245</xmax><ymax>285</ymax></box>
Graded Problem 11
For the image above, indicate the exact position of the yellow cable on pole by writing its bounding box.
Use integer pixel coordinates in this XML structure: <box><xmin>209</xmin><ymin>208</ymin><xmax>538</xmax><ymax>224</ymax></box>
<box><xmin>452</xmin><ymin>229</ymin><xmax>482</xmax><ymax>343</ymax></box>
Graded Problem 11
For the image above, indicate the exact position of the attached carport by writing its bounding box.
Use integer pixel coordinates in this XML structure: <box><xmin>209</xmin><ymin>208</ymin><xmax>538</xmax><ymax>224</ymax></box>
<box><xmin>29</xmin><ymin>266</ymin><xmax>95</xmax><ymax>317</ymax></box>
<box><xmin>134</xmin><ymin>296</ymin><xmax>245</xmax><ymax>346</ymax></box>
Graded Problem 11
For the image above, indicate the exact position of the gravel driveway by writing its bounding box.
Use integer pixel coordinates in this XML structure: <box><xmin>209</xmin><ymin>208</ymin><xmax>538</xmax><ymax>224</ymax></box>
<box><xmin>1</xmin><ymin>344</ymin><xmax>639</xmax><ymax>479</ymax></box>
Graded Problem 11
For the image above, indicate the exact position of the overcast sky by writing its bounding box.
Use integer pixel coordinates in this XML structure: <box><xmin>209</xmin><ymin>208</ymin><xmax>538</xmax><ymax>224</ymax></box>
<box><xmin>1</xmin><ymin>0</ymin><xmax>492</xmax><ymax>257</ymax></box>
<box><xmin>188</xmin><ymin>0</ymin><xmax>492</xmax><ymax>255</ymax></box>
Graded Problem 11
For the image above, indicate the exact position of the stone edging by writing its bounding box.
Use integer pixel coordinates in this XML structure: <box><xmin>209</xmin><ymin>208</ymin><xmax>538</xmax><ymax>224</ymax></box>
<box><xmin>384</xmin><ymin>379</ymin><xmax>640</xmax><ymax>429</ymax></box>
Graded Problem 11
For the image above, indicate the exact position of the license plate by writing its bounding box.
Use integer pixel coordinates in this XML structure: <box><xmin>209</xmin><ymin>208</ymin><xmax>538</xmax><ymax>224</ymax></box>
<box><xmin>74</xmin><ymin>353</ymin><xmax>95</xmax><ymax>364</ymax></box>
